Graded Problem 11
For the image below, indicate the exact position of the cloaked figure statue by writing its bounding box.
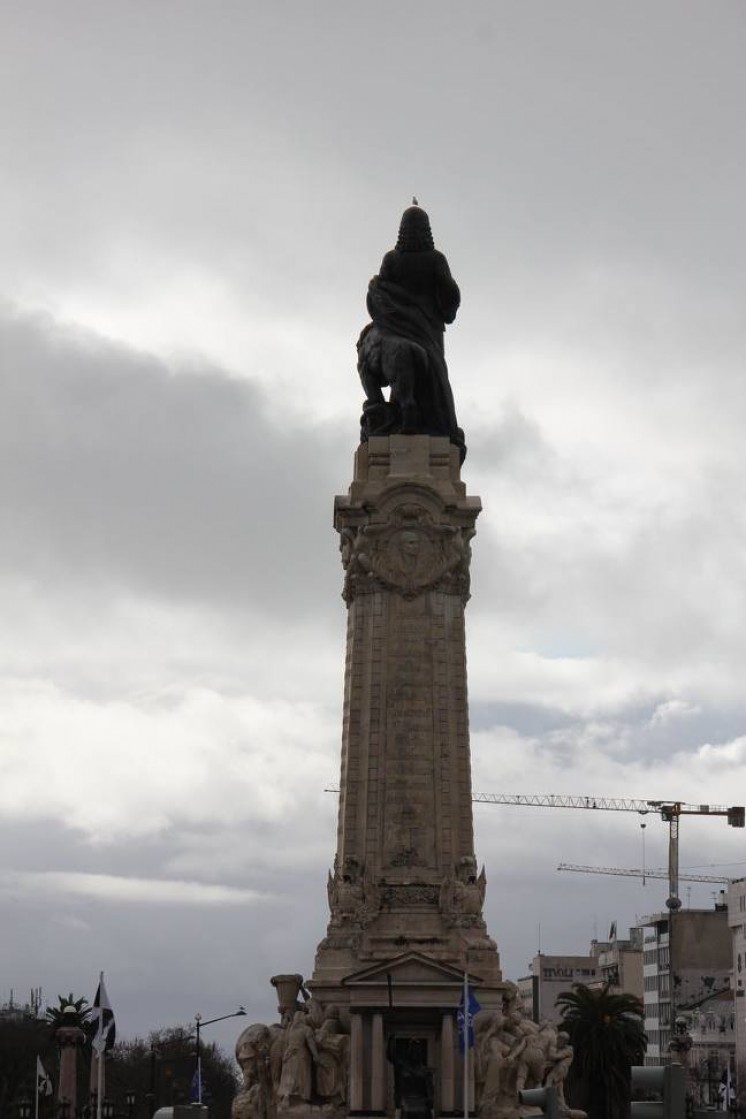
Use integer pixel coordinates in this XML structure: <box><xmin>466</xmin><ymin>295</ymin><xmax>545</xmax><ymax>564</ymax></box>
<box><xmin>357</xmin><ymin>204</ymin><xmax>466</xmax><ymax>462</ymax></box>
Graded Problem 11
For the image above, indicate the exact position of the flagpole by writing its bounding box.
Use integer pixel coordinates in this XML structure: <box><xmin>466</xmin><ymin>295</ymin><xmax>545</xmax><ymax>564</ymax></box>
<box><xmin>463</xmin><ymin>972</ymin><xmax>468</xmax><ymax>1119</ymax></box>
<box><xmin>196</xmin><ymin>1016</ymin><xmax>202</xmax><ymax>1106</ymax></box>
<box><xmin>97</xmin><ymin>971</ymin><xmax>104</xmax><ymax>1119</ymax></box>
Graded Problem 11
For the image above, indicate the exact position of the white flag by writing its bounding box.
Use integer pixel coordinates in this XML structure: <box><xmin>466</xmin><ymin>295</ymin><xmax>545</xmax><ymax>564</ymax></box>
<box><xmin>92</xmin><ymin>976</ymin><xmax>116</xmax><ymax>1054</ymax></box>
<box><xmin>37</xmin><ymin>1056</ymin><xmax>53</xmax><ymax>1097</ymax></box>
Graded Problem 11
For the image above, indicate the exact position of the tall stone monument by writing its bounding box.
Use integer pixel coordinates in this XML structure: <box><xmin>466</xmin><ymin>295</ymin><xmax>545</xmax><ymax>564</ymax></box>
<box><xmin>313</xmin><ymin>428</ymin><xmax>500</xmax><ymax>988</ymax></box>
<box><xmin>234</xmin><ymin>206</ymin><xmax>578</xmax><ymax>1119</ymax></box>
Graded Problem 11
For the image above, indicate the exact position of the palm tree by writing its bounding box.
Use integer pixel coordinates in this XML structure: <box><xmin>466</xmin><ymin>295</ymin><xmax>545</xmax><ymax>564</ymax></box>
<box><xmin>556</xmin><ymin>982</ymin><xmax>646</xmax><ymax>1119</ymax></box>
<box><xmin>45</xmin><ymin>994</ymin><xmax>92</xmax><ymax>1033</ymax></box>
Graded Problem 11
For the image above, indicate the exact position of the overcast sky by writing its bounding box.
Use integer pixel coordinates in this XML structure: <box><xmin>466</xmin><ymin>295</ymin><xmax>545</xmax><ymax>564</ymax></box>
<box><xmin>2</xmin><ymin>0</ymin><xmax>746</xmax><ymax>1060</ymax></box>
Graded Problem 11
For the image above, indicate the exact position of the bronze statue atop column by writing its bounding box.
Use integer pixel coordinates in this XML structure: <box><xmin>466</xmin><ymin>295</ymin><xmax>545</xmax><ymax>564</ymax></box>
<box><xmin>357</xmin><ymin>204</ymin><xmax>466</xmax><ymax>462</ymax></box>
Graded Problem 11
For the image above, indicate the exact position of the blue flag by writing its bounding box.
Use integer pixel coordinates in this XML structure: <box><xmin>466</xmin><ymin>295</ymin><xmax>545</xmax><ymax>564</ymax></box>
<box><xmin>457</xmin><ymin>980</ymin><xmax>481</xmax><ymax>1052</ymax></box>
<box><xmin>189</xmin><ymin>1069</ymin><xmax>201</xmax><ymax>1103</ymax></box>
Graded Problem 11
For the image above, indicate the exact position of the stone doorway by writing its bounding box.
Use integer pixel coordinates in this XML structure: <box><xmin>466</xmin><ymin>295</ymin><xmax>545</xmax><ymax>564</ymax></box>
<box><xmin>387</xmin><ymin>1032</ymin><xmax>438</xmax><ymax>1119</ymax></box>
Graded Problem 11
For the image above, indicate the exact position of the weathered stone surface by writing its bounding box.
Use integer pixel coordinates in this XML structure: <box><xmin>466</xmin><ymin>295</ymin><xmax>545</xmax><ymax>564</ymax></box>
<box><xmin>312</xmin><ymin>435</ymin><xmax>501</xmax><ymax>988</ymax></box>
<box><xmin>56</xmin><ymin>1026</ymin><xmax>85</xmax><ymax>1113</ymax></box>
<box><xmin>233</xmin><ymin>973</ymin><xmax>582</xmax><ymax>1119</ymax></box>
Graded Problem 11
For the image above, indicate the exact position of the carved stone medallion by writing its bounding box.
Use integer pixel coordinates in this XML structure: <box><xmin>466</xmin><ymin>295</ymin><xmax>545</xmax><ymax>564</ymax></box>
<box><xmin>341</xmin><ymin>502</ymin><xmax>472</xmax><ymax>602</ymax></box>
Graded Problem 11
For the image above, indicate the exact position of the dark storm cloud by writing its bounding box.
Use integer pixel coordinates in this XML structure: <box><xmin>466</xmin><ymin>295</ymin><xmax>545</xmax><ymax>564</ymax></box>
<box><xmin>0</xmin><ymin>305</ymin><xmax>346</xmax><ymax>619</ymax></box>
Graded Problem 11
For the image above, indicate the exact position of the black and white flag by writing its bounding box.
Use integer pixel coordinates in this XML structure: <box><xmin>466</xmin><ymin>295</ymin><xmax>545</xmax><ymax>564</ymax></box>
<box><xmin>36</xmin><ymin>1056</ymin><xmax>53</xmax><ymax>1097</ymax></box>
<box><xmin>92</xmin><ymin>975</ymin><xmax>116</xmax><ymax>1055</ymax></box>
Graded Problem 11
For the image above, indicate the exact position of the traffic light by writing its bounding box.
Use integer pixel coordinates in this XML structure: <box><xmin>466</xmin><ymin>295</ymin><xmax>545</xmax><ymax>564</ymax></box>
<box><xmin>630</xmin><ymin>1064</ymin><xmax>686</xmax><ymax>1119</ymax></box>
<box><xmin>518</xmin><ymin>1087</ymin><xmax>558</xmax><ymax>1119</ymax></box>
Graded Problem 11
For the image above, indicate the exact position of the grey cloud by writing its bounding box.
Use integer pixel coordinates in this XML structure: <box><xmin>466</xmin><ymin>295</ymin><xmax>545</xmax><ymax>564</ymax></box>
<box><xmin>3</xmin><ymin>3</ymin><xmax>746</xmax><ymax>351</ymax></box>
<box><xmin>1</xmin><ymin>306</ymin><xmax>348</xmax><ymax>620</ymax></box>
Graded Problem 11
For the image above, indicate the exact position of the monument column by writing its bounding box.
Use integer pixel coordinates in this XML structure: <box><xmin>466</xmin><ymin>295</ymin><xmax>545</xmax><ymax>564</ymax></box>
<box><xmin>313</xmin><ymin>434</ymin><xmax>500</xmax><ymax>984</ymax></box>
<box><xmin>371</xmin><ymin>1013</ymin><xmax>385</xmax><ymax>1113</ymax></box>
<box><xmin>350</xmin><ymin>1013</ymin><xmax>365</xmax><ymax>1113</ymax></box>
<box><xmin>56</xmin><ymin>1026</ymin><xmax>84</xmax><ymax>1113</ymax></box>
<box><xmin>440</xmin><ymin>1013</ymin><xmax>455</xmax><ymax>1115</ymax></box>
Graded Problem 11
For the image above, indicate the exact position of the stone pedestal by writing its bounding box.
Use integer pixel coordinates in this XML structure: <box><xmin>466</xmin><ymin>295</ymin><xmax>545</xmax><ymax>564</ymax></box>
<box><xmin>56</xmin><ymin>1026</ymin><xmax>84</xmax><ymax>1112</ymax></box>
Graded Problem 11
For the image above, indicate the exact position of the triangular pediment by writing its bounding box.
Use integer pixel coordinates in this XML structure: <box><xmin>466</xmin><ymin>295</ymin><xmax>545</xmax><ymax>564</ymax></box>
<box><xmin>342</xmin><ymin>952</ymin><xmax>481</xmax><ymax>987</ymax></box>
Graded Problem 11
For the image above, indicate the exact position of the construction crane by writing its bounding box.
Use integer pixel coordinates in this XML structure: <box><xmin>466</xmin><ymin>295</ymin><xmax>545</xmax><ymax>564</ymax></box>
<box><xmin>473</xmin><ymin>794</ymin><xmax>744</xmax><ymax>911</ymax></box>
<box><xmin>475</xmin><ymin>793</ymin><xmax>744</xmax><ymax>1036</ymax></box>
<box><xmin>556</xmin><ymin>863</ymin><xmax>730</xmax><ymax>885</ymax></box>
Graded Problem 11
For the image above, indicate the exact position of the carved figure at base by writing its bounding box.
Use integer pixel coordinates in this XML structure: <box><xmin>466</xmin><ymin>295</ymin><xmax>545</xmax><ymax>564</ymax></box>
<box><xmin>386</xmin><ymin>1036</ymin><xmax>434</xmax><ymax>1119</ymax></box>
<box><xmin>277</xmin><ymin>1011</ymin><xmax>319</xmax><ymax>1107</ymax></box>
<box><xmin>243</xmin><ymin>976</ymin><xmax>352</xmax><ymax>1119</ymax></box>
<box><xmin>314</xmin><ymin>1006</ymin><xmax>349</xmax><ymax>1106</ymax></box>
<box><xmin>234</xmin><ymin>1023</ymin><xmax>274</xmax><ymax>1119</ymax></box>
<box><xmin>504</xmin><ymin>1010</ymin><xmax>545</xmax><ymax>1095</ymax></box>
<box><xmin>474</xmin><ymin>1002</ymin><xmax>582</xmax><ymax>1119</ymax></box>
<box><xmin>357</xmin><ymin>204</ymin><xmax>466</xmax><ymax>462</ymax></box>
<box><xmin>542</xmin><ymin>1030</ymin><xmax>574</xmax><ymax>1112</ymax></box>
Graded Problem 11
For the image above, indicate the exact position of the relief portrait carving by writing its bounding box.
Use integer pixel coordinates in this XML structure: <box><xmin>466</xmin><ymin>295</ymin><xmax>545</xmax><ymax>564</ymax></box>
<box><xmin>339</xmin><ymin>502</ymin><xmax>473</xmax><ymax>602</ymax></box>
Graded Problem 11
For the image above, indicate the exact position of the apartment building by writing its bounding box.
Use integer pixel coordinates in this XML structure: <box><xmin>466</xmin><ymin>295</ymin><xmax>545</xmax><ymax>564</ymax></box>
<box><xmin>640</xmin><ymin>901</ymin><xmax>731</xmax><ymax>1066</ymax></box>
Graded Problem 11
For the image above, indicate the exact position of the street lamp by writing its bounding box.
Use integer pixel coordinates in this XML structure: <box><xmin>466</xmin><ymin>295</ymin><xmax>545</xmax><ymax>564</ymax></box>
<box><xmin>194</xmin><ymin>1007</ymin><xmax>246</xmax><ymax>1105</ymax></box>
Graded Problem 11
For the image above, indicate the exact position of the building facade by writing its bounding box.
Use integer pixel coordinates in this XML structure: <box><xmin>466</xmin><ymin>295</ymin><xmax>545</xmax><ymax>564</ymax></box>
<box><xmin>640</xmin><ymin>904</ymin><xmax>731</xmax><ymax>1066</ymax></box>
<box><xmin>590</xmin><ymin>926</ymin><xmax>644</xmax><ymax>1001</ymax></box>
<box><xmin>685</xmin><ymin>991</ymin><xmax>735</xmax><ymax>1109</ymax></box>
<box><xmin>516</xmin><ymin>954</ymin><xmax>599</xmax><ymax>1024</ymax></box>
<box><xmin>727</xmin><ymin>877</ymin><xmax>746</xmax><ymax>1113</ymax></box>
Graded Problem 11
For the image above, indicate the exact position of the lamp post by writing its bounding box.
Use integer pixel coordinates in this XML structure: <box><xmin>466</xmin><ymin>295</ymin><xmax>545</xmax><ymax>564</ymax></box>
<box><xmin>193</xmin><ymin>1008</ymin><xmax>246</xmax><ymax>1105</ymax></box>
<box><xmin>145</xmin><ymin>1045</ymin><xmax>159</xmax><ymax>1119</ymax></box>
